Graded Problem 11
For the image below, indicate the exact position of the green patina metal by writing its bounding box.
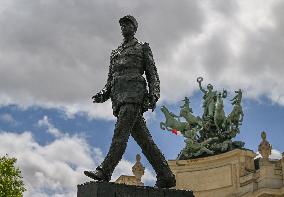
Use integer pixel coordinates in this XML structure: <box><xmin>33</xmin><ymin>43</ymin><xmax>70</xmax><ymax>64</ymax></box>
<box><xmin>160</xmin><ymin>77</ymin><xmax>245</xmax><ymax>159</ymax></box>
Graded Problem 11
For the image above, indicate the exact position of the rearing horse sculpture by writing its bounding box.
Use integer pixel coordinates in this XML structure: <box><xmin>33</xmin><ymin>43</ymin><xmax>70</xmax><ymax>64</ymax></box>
<box><xmin>214</xmin><ymin>92</ymin><xmax>226</xmax><ymax>131</ymax></box>
<box><xmin>226</xmin><ymin>101</ymin><xmax>243</xmax><ymax>129</ymax></box>
<box><xmin>160</xmin><ymin>105</ymin><xmax>188</xmax><ymax>133</ymax></box>
<box><xmin>179</xmin><ymin>97</ymin><xmax>202</xmax><ymax>128</ymax></box>
<box><xmin>226</xmin><ymin>89</ymin><xmax>244</xmax><ymax>133</ymax></box>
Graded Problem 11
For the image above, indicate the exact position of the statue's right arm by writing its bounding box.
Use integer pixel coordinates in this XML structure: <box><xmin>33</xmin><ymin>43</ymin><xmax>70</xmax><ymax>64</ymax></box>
<box><xmin>198</xmin><ymin>82</ymin><xmax>206</xmax><ymax>94</ymax></box>
<box><xmin>92</xmin><ymin>63</ymin><xmax>112</xmax><ymax>103</ymax></box>
<box><xmin>230</xmin><ymin>95</ymin><xmax>237</xmax><ymax>101</ymax></box>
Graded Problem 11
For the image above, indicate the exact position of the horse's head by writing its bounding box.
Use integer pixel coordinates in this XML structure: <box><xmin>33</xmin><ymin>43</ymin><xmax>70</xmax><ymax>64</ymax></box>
<box><xmin>160</xmin><ymin>105</ymin><xmax>168</xmax><ymax>113</ymax></box>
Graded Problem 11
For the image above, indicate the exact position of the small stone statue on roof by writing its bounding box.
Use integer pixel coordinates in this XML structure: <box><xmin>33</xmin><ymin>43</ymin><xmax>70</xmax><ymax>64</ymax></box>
<box><xmin>132</xmin><ymin>154</ymin><xmax>145</xmax><ymax>185</ymax></box>
<box><xmin>258</xmin><ymin>131</ymin><xmax>272</xmax><ymax>159</ymax></box>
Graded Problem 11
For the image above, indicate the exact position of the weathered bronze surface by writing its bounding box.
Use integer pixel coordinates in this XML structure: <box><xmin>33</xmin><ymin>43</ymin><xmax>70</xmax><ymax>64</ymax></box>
<box><xmin>85</xmin><ymin>15</ymin><xmax>175</xmax><ymax>188</ymax></box>
<box><xmin>160</xmin><ymin>77</ymin><xmax>245</xmax><ymax>159</ymax></box>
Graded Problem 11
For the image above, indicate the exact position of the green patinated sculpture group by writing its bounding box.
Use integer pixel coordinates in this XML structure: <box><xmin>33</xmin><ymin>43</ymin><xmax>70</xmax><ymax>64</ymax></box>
<box><xmin>160</xmin><ymin>77</ymin><xmax>245</xmax><ymax>159</ymax></box>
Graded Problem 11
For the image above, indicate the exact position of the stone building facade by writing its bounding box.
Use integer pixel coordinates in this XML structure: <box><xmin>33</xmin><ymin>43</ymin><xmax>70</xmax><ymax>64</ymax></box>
<box><xmin>168</xmin><ymin>132</ymin><xmax>284</xmax><ymax>197</ymax></box>
<box><xmin>116</xmin><ymin>133</ymin><xmax>284</xmax><ymax>197</ymax></box>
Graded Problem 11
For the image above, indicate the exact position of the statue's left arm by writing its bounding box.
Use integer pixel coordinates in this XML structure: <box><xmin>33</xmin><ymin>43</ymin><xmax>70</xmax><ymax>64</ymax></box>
<box><xmin>143</xmin><ymin>43</ymin><xmax>160</xmax><ymax>111</ymax></box>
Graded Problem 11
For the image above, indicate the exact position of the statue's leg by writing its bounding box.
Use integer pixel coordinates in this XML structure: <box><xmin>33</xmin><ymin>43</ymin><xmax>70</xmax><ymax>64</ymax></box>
<box><xmin>202</xmin><ymin>106</ymin><xmax>208</xmax><ymax>119</ymax></box>
<box><xmin>208</xmin><ymin>103</ymin><xmax>215</xmax><ymax>117</ymax></box>
<box><xmin>203</xmin><ymin>147</ymin><xmax>214</xmax><ymax>154</ymax></box>
<box><xmin>160</xmin><ymin>122</ymin><xmax>165</xmax><ymax>130</ymax></box>
<box><xmin>131</xmin><ymin>115</ymin><xmax>176</xmax><ymax>188</ymax></box>
<box><xmin>96</xmin><ymin>104</ymin><xmax>140</xmax><ymax>180</ymax></box>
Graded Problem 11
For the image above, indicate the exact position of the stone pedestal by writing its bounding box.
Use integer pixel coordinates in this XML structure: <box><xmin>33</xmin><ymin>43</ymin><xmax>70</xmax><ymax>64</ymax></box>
<box><xmin>77</xmin><ymin>181</ymin><xmax>194</xmax><ymax>197</ymax></box>
<box><xmin>257</xmin><ymin>158</ymin><xmax>283</xmax><ymax>190</ymax></box>
<box><xmin>168</xmin><ymin>149</ymin><xmax>256</xmax><ymax>197</ymax></box>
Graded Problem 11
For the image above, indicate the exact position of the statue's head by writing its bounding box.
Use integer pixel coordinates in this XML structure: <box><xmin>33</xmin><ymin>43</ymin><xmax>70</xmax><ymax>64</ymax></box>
<box><xmin>182</xmin><ymin>97</ymin><xmax>189</xmax><ymax>103</ymax></box>
<box><xmin>119</xmin><ymin>15</ymin><xmax>138</xmax><ymax>37</ymax></box>
<box><xmin>207</xmin><ymin>84</ymin><xmax>213</xmax><ymax>90</ymax></box>
<box><xmin>160</xmin><ymin>105</ymin><xmax>166</xmax><ymax>112</ymax></box>
<box><xmin>261</xmin><ymin>131</ymin><xmax>267</xmax><ymax>140</ymax></box>
<box><xmin>235</xmin><ymin>89</ymin><xmax>242</xmax><ymax>94</ymax></box>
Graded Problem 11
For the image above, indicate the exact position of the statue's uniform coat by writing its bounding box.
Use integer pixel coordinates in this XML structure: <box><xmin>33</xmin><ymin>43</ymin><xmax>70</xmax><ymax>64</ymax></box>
<box><xmin>101</xmin><ymin>37</ymin><xmax>159</xmax><ymax>116</ymax></box>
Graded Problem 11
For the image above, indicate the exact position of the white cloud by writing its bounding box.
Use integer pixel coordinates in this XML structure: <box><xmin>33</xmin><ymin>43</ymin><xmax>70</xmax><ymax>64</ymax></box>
<box><xmin>0</xmin><ymin>129</ymin><xmax>156</xmax><ymax>196</ymax></box>
<box><xmin>158</xmin><ymin>0</ymin><xmax>284</xmax><ymax>103</ymax></box>
<box><xmin>0</xmin><ymin>131</ymin><xmax>94</xmax><ymax>197</ymax></box>
<box><xmin>0</xmin><ymin>113</ymin><xmax>16</xmax><ymax>124</ymax></box>
<box><xmin>269</xmin><ymin>149</ymin><xmax>282</xmax><ymax>160</ymax></box>
<box><xmin>1</xmin><ymin>0</ymin><xmax>284</xmax><ymax>119</ymax></box>
<box><xmin>62</xmin><ymin>101</ymin><xmax>114</xmax><ymax>121</ymax></box>
<box><xmin>38</xmin><ymin>115</ymin><xmax>63</xmax><ymax>138</ymax></box>
<box><xmin>255</xmin><ymin>149</ymin><xmax>282</xmax><ymax>160</ymax></box>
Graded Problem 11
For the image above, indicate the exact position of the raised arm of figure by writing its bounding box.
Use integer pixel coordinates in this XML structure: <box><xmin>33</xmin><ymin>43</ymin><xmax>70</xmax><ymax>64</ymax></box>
<box><xmin>197</xmin><ymin>79</ymin><xmax>206</xmax><ymax>94</ymax></box>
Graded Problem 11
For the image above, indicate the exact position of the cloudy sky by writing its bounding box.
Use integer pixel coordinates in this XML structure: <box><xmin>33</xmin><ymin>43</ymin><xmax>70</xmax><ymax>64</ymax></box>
<box><xmin>1</xmin><ymin>0</ymin><xmax>284</xmax><ymax>196</ymax></box>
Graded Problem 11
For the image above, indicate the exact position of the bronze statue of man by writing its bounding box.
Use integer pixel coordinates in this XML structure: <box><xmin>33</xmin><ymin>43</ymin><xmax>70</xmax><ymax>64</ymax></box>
<box><xmin>84</xmin><ymin>15</ymin><xmax>176</xmax><ymax>188</ymax></box>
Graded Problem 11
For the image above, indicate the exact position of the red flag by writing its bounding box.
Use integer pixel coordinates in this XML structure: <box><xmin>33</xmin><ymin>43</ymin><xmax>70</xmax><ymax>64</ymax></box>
<box><xmin>171</xmin><ymin>129</ymin><xmax>178</xmax><ymax>135</ymax></box>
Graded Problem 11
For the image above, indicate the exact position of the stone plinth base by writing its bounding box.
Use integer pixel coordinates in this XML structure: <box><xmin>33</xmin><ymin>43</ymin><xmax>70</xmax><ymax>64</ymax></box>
<box><xmin>168</xmin><ymin>149</ymin><xmax>257</xmax><ymax>197</ymax></box>
<box><xmin>77</xmin><ymin>181</ymin><xmax>194</xmax><ymax>197</ymax></box>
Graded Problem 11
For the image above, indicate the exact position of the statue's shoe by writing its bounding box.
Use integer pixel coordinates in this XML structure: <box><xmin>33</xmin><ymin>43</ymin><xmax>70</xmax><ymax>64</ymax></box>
<box><xmin>155</xmin><ymin>175</ymin><xmax>176</xmax><ymax>188</ymax></box>
<box><xmin>84</xmin><ymin>170</ymin><xmax>110</xmax><ymax>182</ymax></box>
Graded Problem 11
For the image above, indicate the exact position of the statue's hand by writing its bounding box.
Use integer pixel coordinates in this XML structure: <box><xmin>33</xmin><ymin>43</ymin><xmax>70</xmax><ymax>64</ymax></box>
<box><xmin>149</xmin><ymin>95</ymin><xmax>158</xmax><ymax>112</ymax></box>
<box><xmin>197</xmin><ymin>77</ymin><xmax>203</xmax><ymax>84</ymax></box>
<box><xmin>92</xmin><ymin>93</ymin><xmax>103</xmax><ymax>103</ymax></box>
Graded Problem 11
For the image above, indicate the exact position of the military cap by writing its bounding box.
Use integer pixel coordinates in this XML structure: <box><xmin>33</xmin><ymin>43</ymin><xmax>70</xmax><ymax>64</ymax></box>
<box><xmin>119</xmin><ymin>15</ymin><xmax>138</xmax><ymax>31</ymax></box>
